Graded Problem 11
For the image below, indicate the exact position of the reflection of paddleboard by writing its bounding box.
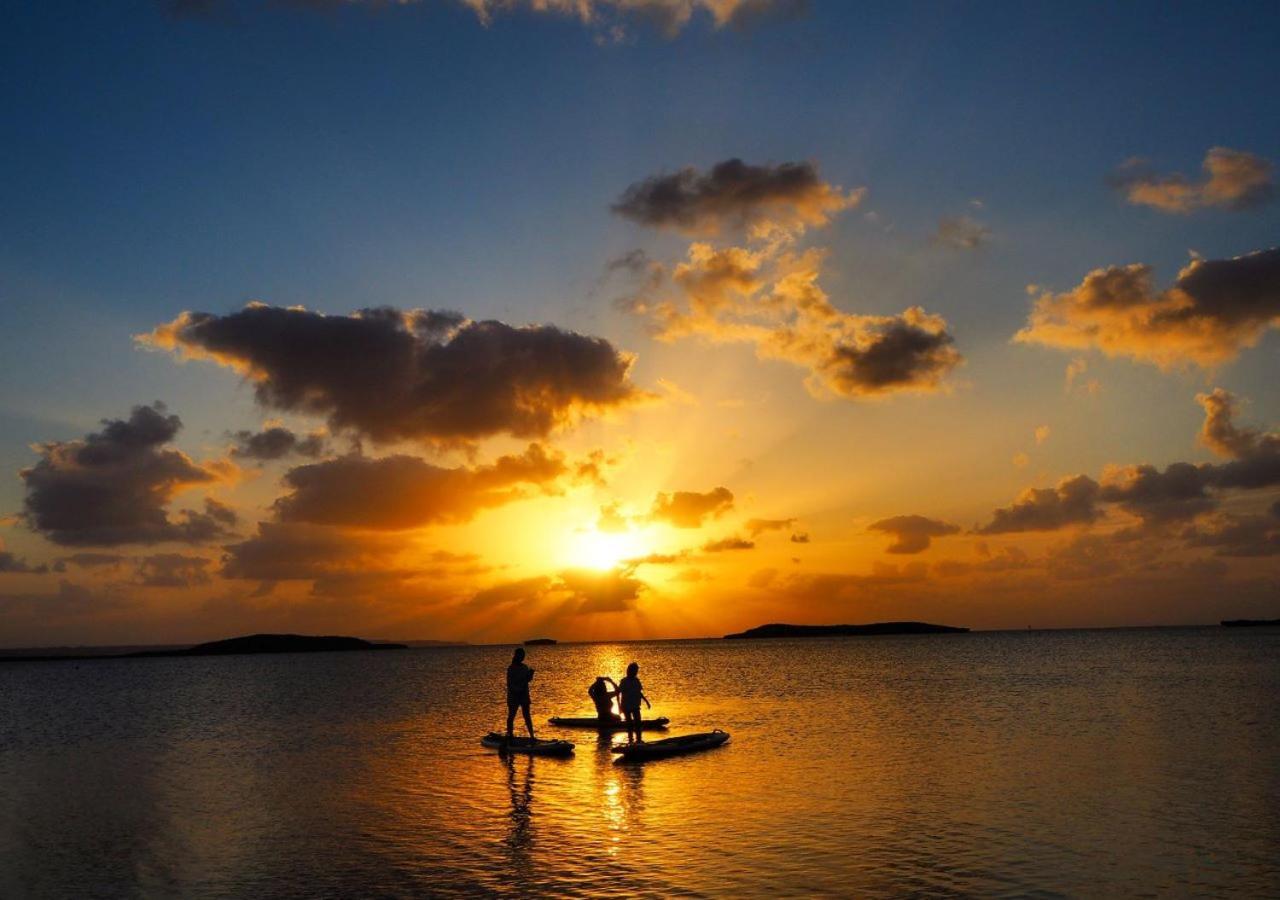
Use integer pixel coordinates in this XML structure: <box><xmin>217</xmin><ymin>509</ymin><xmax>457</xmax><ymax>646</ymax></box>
<box><xmin>611</xmin><ymin>730</ymin><xmax>730</xmax><ymax>763</ymax></box>
<box><xmin>480</xmin><ymin>732</ymin><xmax>575</xmax><ymax>757</ymax></box>
<box><xmin>548</xmin><ymin>716</ymin><xmax>670</xmax><ymax>731</ymax></box>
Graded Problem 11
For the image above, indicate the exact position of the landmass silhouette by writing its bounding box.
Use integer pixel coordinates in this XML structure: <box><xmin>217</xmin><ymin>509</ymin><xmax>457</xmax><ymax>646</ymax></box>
<box><xmin>0</xmin><ymin>633</ymin><xmax>406</xmax><ymax>663</ymax></box>
<box><xmin>724</xmin><ymin>621</ymin><xmax>969</xmax><ymax>639</ymax></box>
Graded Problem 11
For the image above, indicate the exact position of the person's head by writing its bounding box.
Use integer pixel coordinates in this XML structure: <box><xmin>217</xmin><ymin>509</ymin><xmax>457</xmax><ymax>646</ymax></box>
<box><xmin>512</xmin><ymin>647</ymin><xmax>525</xmax><ymax>664</ymax></box>
<box><xmin>594</xmin><ymin>676</ymin><xmax>606</xmax><ymax>686</ymax></box>
<box><xmin>626</xmin><ymin>661</ymin><xmax>639</xmax><ymax>677</ymax></box>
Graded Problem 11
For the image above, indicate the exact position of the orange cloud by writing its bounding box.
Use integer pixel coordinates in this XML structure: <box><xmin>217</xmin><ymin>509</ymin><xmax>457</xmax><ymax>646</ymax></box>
<box><xmin>1111</xmin><ymin>147</ymin><xmax>1274</xmax><ymax>213</ymax></box>
<box><xmin>1015</xmin><ymin>247</ymin><xmax>1280</xmax><ymax>368</ymax></box>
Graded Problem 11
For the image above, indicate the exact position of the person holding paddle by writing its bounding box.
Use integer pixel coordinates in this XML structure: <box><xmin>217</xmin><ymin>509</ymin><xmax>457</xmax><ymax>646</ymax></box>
<box><xmin>504</xmin><ymin>647</ymin><xmax>536</xmax><ymax>747</ymax></box>
<box><xmin>617</xmin><ymin>661</ymin><xmax>651</xmax><ymax>744</ymax></box>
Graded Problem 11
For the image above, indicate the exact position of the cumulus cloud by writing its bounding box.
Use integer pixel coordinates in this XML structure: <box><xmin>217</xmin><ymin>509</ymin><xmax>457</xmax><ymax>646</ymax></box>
<box><xmin>1015</xmin><ymin>247</ymin><xmax>1280</xmax><ymax>368</ymax></box>
<box><xmin>978</xmin><ymin>475</ymin><xmax>1102</xmax><ymax>534</ymax></box>
<box><xmin>868</xmin><ymin>515</ymin><xmax>960</xmax><ymax>553</ymax></box>
<box><xmin>231</xmin><ymin>426</ymin><xmax>328</xmax><ymax>461</ymax></box>
<box><xmin>1098</xmin><ymin>462</ymin><xmax>1216</xmax><ymax>526</ymax></box>
<box><xmin>135</xmin><ymin>553</ymin><xmax>213</xmax><ymax>588</ymax></box>
<box><xmin>649</xmin><ymin>486</ymin><xmax>734</xmax><ymax>528</ymax></box>
<box><xmin>58</xmin><ymin>553</ymin><xmax>126</xmax><ymax>570</ymax></box>
<box><xmin>272</xmin><ymin>444</ymin><xmax>569</xmax><ymax>530</ymax></box>
<box><xmin>558</xmin><ymin>567</ymin><xmax>645</xmax><ymax>612</ymax></box>
<box><xmin>20</xmin><ymin>403</ymin><xmax>235</xmax><ymax>547</ymax></box>
<box><xmin>140</xmin><ymin>304</ymin><xmax>646</xmax><ymax>445</ymax></box>
<box><xmin>634</xmin><ymin>241</ymin><xmax>961</xmax><ymax>398</ymax></box>
<box><xmin>702</xmin><ymin>535</ymin><xmax>754</xmax><ymax>552</ymax></box>
<box><xmin>613</xmin><ymin>159</ymin><xmax>862</xmax><ymax>237</ymax></box>
<box><xmin>1196</xmin><ymin>388</ymin><xmax>1280</xmax><ymax>489</ymax></box>
<box><xmin>933</xmin><ymin>215</ymin><xmax>991</xmax><ymax>250</ymax></box>
<box><xmin>789</xmin><ymin>532</ymin><xmax>810</xmax><ymax>543</ymax></box>
<box><xmin>1111</xmin><ymin>148</ymin><xmax>1274</xmax><ymax>214</ymax></box>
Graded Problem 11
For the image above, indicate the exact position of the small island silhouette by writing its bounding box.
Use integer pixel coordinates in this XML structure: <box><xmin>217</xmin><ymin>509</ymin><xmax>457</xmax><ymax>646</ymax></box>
<box><xmin>523</xmin><ymin>637</ymin><xmax>557</xmax><ymax>645</ymax></box>
<box><xmin>724</xmin><ymin>621</ymin><xmax>969</xmax><ymax>639</ymax></box>
<box><xmin>1</xmin><ymin>633</ymin><xmax>406</xmax><ymax>664</ymax></box>
<box><xmin>1221</xmin><ymin>618</ymin><xmax>1280</xmax><ymax>627</ymax></box>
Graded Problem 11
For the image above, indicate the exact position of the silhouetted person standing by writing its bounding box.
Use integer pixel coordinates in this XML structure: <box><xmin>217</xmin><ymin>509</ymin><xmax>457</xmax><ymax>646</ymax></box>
<box><xmin>618</xmin><ymin>662</ymin><xmax>651</xmax><ymax>744</ymax></box>
<box><xmin>588</xmin><ymin>676</ymin><xmax>619</xmax><ymax>724</ymax></box>
<box><xmin>505</xmin><ymin>648</ymin><xmax>536</xmax><ymax>745</ymax></box>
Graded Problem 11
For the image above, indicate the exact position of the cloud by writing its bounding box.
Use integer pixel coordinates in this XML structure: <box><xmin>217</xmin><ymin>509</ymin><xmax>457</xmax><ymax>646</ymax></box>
<box><xmin>744</xmin><ymin>517</ymin><xmax>795</xmax><ymax>536</ymax></box>
<box><xmin>135</xmin><ymin>553</ymin><xmax>213</xmax><ymax>588</ymax></box>
<box><xmin>221</xmin><ymin>522</ymin><xmax>412</xmax><ymax>583</ymax></box>
<box><xmin>272</xmin><ymin>444</ymin><xmax>569</xmax><ymax>530</ymax></box>
<box><xmin>613</xmin><ymin>159</ymin><xmax>861</xmax><ymax>237</ymax></box>
<box><xmin>933</xmin><ymin>215</ymin><xmax>991</xmax><ymax>250</ymax></box>
<box><xmin>789</xmin><ymin>532</ymin><xmax>810</xmax><ymax>543</ymax></box>
<box><xmin>58</xmin><ymin>553</ymin><xmax>126</xmax><ymax>570</ymax></box>
<box><xmin>978</xmin><ymin>474</ymin><xmax>1102</xmax><ymax>534</ymax></box>
<box><xmin>1183</xmin><ymin>514</ymin><xmax>1280</xmax><ymax>557</ymax></box>
<box><xmin>649</xmin><ymin>486</ymin><xmax>734</xmax><ymax>528</ymax></box>
<box><xmin>558</xmin><ymin>567</ymin><xmax>645</xmax><ymax>612</ymax></box>
<box><xmin>702</xmin><ymin>535</ymin><xmax>754</xmax><ymax>551</ymax></box>
<box><xmin>0</xmin><ymin>540</ymin><xmax>48</xmax><ymax>575</ymax></box>
<box><xmin>1098</xmin><ymin>462</ymin><xmax>1216</xmax><ymax>526</ymax></box>
<box><xmin>1035</xmin><ymin>425</ymin><xmax>1051</xmax><ymax>445</ymax></box>
<box><xmin>462</xmin><ymin>0</ymin><xmax>804</xmax><ymax>38</ymax></box>
<box><xmin>140</xmin><ymin>304</ymin><xmax>646</xmax><ymax>445</ymax></box>
<box><xmin>1015</xmin><ymin>247</ymin><xmax>1280</xmax><ymax>368</ymax></box>
<box><xmin>20</xmin><ymin>403</ymin><xmax>236</xmax><ymax>547</ymax></box>
<box><xmin>635</xmin><ymin>241</ymin><xmax>961</xmax><ymax>398</ymax></box>
<box><xmin>868</xmin><ymin>515</ymin><xmax>960</xmax><ymax>553</ymax></box>
<box><xmin>231</xmin><ymin>426</ymin><xmax>328</xmax><ymax>461</ymax></box>
<box><xmin>1196</xmin><ymin>388</ymin><xmax>1280</xmax><ymax>489</ymax></box>
<box><xmin>1111</xmin><ymin>147</ymin><xmax>1274</xmax><ymax>213</ymax></box>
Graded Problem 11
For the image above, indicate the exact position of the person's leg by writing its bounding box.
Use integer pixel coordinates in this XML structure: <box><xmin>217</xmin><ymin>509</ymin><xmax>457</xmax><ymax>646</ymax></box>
<box><xmin>506</xmin><ymin>700</ymin><xmax>517</xmax><ymax>741</ymax></box>
<box><xmin>521</xmin><ymin>700</ymin><xmax>535</xmax><ymax>739</ymax></box>
<box><xmin>624</xmin><ymin>709</ymin><xmax>637</xmax><ymax>743</ymax></box>
<box><xmin>634</xmin><ymin>705</ymin><xmax>644</xmax><ymax>742</ymax></box>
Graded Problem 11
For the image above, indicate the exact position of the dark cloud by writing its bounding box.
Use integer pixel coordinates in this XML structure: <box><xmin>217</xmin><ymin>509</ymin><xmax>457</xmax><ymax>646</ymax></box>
<box><xmin>789</xmin><ymin>532</ymin><xmax>810</xmax><ymax>543</ymax></box>
<box><xmin>273</xmin><ymin>444</ymin><xmax>568</xmax><ymax>530</ymax></box>
<box><xmin>1196</xmin><ymin>388</ymin><xmax>1280</xmax><ymax>489</ymax></box>
<box><xmin>464</xmin><ymin>0</ymin><xmax>803</xmax><ymax>39</ymax></box>
<box><xmin>649</xmin><ymin>487</ymin><xmax>734</xmax><ymax>528</ymax></box>
<box><xmin>744</xmin><ymin>517</ymin><xmax>795</xmax><ymax>536</ymax></box>
<box><xmin>933</xmin><ymin>215</ymin><xmax>991</xmax><ymax>250</ymax></box>
<box><xmin>559</xmin><ymin>568</ymin><xmax>645</xmax><ymax>613</ymax></box>
<box><xmin>231</xmin><ymin>426</ymin><xmax>328</xmax><ymax>461</ymax></box>
<box><xmin>0</xmin><ymin>541</ymin><xmax>48</xmax><ymax>575</ymax></box>
<box><xmin>1098</xmin><ymin>463</ymin><xmax>1217</xmax><ymax>526</ymax></box>
<box><xmin>702</xmin><ymin>536</ymin><xmax>754</xmax><ymax>552</ymax></box>
<box><xmin>1184</xmin><ymin>514</ymin><xmax>1280</xmax><ymax>557</ymax></box>
<box><xmin>20</xmin><ymin>403</ymin><xmax>234</xmax><ymax>546</ymax></box>
<box><xmin>221</xmin><ymin>522</ymin><xmax>410</xmax><ymax>582</ymax></box>
<box><xmin>1016</xmin><ymin>247</ymin><xmax>1280</xmax><ymax>368</ymax></box>
<box><xmin>868</xmin><ymin>515</ymin><xmax>960</xmax><ymax>553</ymax></box>
<box><xmin>1110</xmin><ymin>147</ymin><xmax>1274</xmax><ymax>213</ymax></box>
<box><xmin>136</xmin><ymin>553</ymin><xmax>213</xmax><ymax>588</ymax></box>
<box><xmin>613</xmin><ymin>159</ymin><xmax>860</xmax><ymax>236</ymax></box>
<box><xmin>978</xmin><ymin>475</ymin><xmax>1102</xmax><ymax>534</ymax></box>
<box><xmin>58</xmin><ymin>553</ymin><xmax>126</xmax><ymax>570</ymax></box>
<box><xmin>819</xmin><ymin>314</ymin><xmax>960</xmax><ymax>395</ymax></box>
<box><xmin>141</xmin><ymin>304</ymin><xmax>646</xmax><ymax>445</ymax></box>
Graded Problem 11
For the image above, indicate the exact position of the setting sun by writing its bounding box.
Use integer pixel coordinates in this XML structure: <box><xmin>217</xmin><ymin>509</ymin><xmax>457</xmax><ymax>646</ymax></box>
<box><xmin>567</xmin><ymin>528</ymin><xmax>648</xmax><ymax>571</ymax></box>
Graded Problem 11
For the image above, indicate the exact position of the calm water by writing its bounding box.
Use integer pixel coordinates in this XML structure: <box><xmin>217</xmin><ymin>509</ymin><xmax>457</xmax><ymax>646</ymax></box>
<box><xmin>1</xmin><ymin>628</ymin><xmax>1277</xmax><ymax>897</ymax></box>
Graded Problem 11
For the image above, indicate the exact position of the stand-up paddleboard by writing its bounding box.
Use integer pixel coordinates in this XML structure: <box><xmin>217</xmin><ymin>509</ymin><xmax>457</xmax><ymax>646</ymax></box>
<box><xmin>480</xmin><ymin>732</ymin><xmax>575</xmax><ymax>757</ymax></box>
<box><xmin>548</xmin><ymin>716</ymin><xmax>670</xmax><ymax>731</ymax></box>
<box><xmin>611</xmin><ymin>730</ymin><xmax>729</xmax><ymax>763</ymax></box>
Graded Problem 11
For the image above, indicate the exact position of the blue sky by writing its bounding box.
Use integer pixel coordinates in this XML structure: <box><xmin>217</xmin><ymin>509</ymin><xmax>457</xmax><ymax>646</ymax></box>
<box><xmin>1</xmin><ymin>1</ymin><xmax>1278</xmax><ymax>642</ymax></box>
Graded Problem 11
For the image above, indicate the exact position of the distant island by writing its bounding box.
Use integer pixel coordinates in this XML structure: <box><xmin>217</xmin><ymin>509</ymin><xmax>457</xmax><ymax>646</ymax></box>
<box><xmin>1221</xmin><ymin>618</ymin><xmax>1280</xmax><ymax>627</ymax></box>
<box><xmin>724</xmin><ymin>622</ymin><xmax>969</xmax><ymax>639</ymax></box>
<box><xmin>523</xmin><ymin>637</ymin><xmax>557</xmax><ymax>645</ymax></box>
<box><xmin>1</xmin><ymin>633</ymin><xmax>406</xmax><ymax>664</ymax></box>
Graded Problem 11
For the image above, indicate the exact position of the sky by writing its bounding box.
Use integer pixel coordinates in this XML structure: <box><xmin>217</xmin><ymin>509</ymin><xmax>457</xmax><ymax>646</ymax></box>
<box><xmin>1</xmin><ymin>0</ymin><xmax>1278</xmax><ymax>646</ymax></box>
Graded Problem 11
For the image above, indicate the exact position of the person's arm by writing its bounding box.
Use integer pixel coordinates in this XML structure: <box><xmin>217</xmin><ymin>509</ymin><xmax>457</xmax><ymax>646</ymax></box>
<box><xmin>642</xmin><ymin>692</ymin><xmax>651</xmax><ymax>710</ymax></box>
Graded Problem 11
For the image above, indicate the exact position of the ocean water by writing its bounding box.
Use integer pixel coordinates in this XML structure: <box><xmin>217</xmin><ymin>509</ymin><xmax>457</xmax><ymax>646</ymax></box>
<box><xmin>1</xmin><ymin>627</ymin><xmax>1277</xmax><ymax>897</ymax></box>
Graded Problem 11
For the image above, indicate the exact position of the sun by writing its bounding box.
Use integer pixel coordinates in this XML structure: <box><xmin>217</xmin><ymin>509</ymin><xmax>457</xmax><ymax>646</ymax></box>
<box><xmin>567</xmin><ymin>528</ymin><xmax>648</xmax><ymax>571</ymax></box>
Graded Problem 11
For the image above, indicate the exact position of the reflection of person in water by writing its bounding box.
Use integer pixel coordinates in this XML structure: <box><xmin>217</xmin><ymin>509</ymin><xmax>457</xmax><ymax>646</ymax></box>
<box><xmin>588</xmin><ymin>676</ymin><xmax>619</xmax><ymax>724</ymax></box>
<box><xmin>617</xmin><ymin>662</ymin><xmax>651</xmax><ymax>744</ymax></box>
<box><xmin>505</xmin><ymin>648</ymin><xmax>536</xmax><ymax>744</ymax></box>
<box><xmin>503</xmin><ymin>754</ymin><xmax>534</xmax><ymax>859</ymax></box>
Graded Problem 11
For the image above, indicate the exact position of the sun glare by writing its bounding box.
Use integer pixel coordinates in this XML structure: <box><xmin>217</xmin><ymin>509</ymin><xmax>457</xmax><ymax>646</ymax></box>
<box><xmin>568</xmin><ymin>528</ymin><xmax>647</xmax><ymax>571</ymax></box>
